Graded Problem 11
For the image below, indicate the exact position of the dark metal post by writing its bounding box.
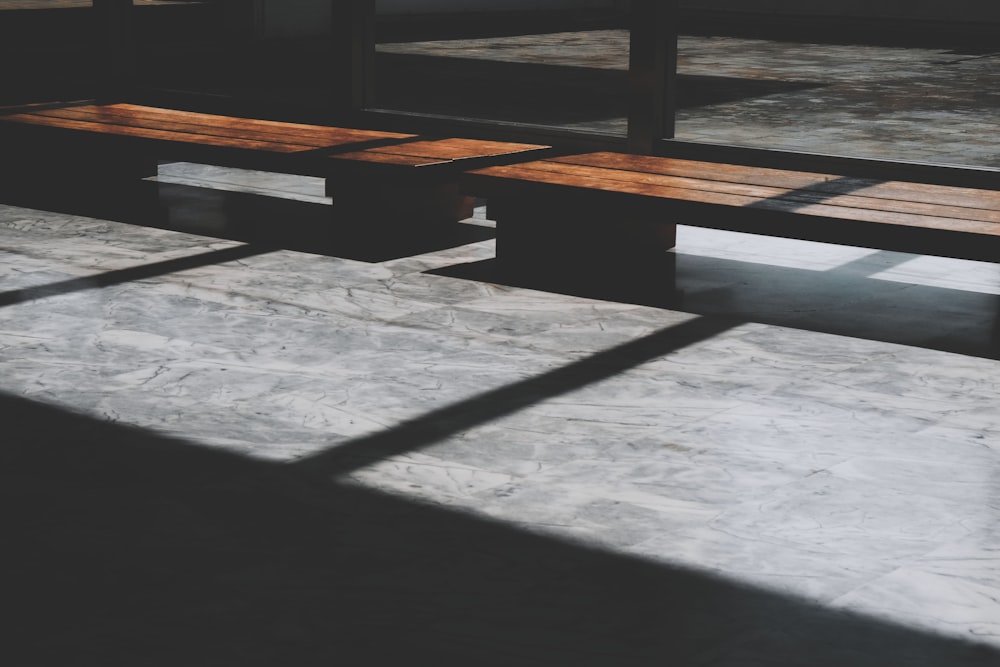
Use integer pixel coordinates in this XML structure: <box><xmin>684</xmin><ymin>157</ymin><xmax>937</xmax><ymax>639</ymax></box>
<box><xmin>92</xmin><ymin>0</ymin><xmax>135</xmax><ymax>101</ymax></box>
<box><xmin>627</xmin><ymin>0</ymin><xmax>678</xmax><ymax>154</ymax></box>
<box><xmin>332</xmin><ymin>0</ymin><xmax>376</xmax><ymax>116</ymax></box>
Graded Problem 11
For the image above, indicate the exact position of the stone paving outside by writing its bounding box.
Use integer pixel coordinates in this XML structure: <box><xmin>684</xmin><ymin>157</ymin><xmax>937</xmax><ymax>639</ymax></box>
<box><xmin>377</xmin><ymin>29</ymin><xmax>1000</xmax><ymax>168</ymax></box>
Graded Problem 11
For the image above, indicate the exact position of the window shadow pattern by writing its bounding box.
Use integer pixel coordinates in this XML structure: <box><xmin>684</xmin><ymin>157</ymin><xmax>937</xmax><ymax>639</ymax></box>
<box><xmin>292</xmin><ymin>316</ymin><xmax>739</xmax><ymax>477</ymax></box>
<box><xmin>432</xmin><ymin>175</ymin><xmax>1000</xmax><ymax>360</ymax></box>
<box><xmin>4</xmin><ymin>172</ymin><xmax>1000</xmax><ymax>663</ymax></box>
<box><xmin>432</xmin><ymin>249</ymin><xmax>1000</xmax><ymax>362</ymax></box>
<box><xmin>5</xmin><ymin>387</ymin><xmax>999</xmax><ymax>665</ymax></box>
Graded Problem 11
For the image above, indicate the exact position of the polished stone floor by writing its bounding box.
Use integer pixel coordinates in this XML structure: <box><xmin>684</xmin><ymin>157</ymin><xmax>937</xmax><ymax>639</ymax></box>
<box><xmin>2</xmin><ymin>162</ymin><xmax>999</xmax><ymax>665</ymax></box>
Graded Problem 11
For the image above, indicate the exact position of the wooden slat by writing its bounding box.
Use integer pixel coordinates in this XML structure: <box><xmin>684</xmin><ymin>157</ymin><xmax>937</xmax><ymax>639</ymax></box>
<box><xmin>366</xmin><ymin>138</ymin><xmax>547</xmax><ymax>160</ymax></box>
<box><xmin>98</xmin><ymin>103</ymin><xmax>413</xmax><ymax>145</ymax></box>
<box><xmin>28</xmin><ymin>105</ymin><xmax>398</xmax><ymax>149</ymax></box>
<box><xmin>498</xmin><ymin>159</ymin><xmax>1000</xmax><ymax>225</ymax></box>
<box><xmin>330</xmin><ymin>138</ymin><xmax>548</xmax><ymax>168</ymax></box>
<box><xmin>329</xmin><ymin>151</ymin><xmax>448</xmax><ymax>168</ymax></box>
<box><xmin>464</xmin><ymin>163</ymin><xmax>1000</xmax><ymax>237</ymax></box>
<box><xmin>329</xmin><ymin>138</ymin><xmax>549</xmax><ymax>171</ymax></box>
<box><xmin>0</xmin><ymin>112</ymin><xmax>317</xmax><ymax>153</ymax></box>
<box><xmin>552</xmin><ymin>153</ymin><xmax>1000</xmax><ymax>211</ymax></box>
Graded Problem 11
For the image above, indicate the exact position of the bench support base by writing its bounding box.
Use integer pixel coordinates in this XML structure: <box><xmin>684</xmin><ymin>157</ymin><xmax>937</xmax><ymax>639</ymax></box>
<box><xmin>488</xmin><ymin>196</ymin><xmax>677</xmax><ymax>280</ymax></box>
<box><xmin>327</xmin><ymin>178</ymin><xmax>475</xmax><ymax>229</ymax></box>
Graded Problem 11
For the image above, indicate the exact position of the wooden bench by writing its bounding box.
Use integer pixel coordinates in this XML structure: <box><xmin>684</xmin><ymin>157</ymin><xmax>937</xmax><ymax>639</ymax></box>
<box><xmin>460</xmin><ymin>151</ymin><xmax>1000</xmax><ymax>274</ymax></box>
<box><xmin>325</xmin><ymin>136</ymin><xmax>550</xmax><ymax>226</ymax></box>
<box><xmin>0</xmin><ymin>102</ymin><xmax>549</xmax><ymax>227</ymax></box>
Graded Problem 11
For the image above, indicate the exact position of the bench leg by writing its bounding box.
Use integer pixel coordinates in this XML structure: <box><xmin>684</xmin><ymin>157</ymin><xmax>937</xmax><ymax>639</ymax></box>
<box><xmin>487</xmin><ymin>196</ymin><xmax>676</xmax><ymax>281</ymax></box>
<box><xmin>326</xmin><ymin>178</ymin><xmax>475</xmax><ymax>231</ymax></box>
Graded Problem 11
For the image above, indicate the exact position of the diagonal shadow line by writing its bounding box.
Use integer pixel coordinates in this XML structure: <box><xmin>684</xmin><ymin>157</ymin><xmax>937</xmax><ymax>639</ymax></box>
<box><xmin>741</xmin><ymin>174</ymin><xmax>937</xmax><ymax>277</ymax></box>
<box><xmin>321</xmin><ymin>173</ymin><xmax>943</xmax><ymax>479</ymax></box>
<box><xmin>725</xmin><ymin>173</ymin><xmax>932</xmax><ymax>277</ymax></box>
<box><xmin>291</xmin><ymin>315</ymin><xmax>741</xmax><ymax>477</ymax></box>
<box><xmin>6</xmin><ymin>390</ymin><xmax>1000</xmax><ymax>664</ymax></box>
<box><xmin>0</xmin><ymin>243</ymin><xmax>274</xmax><ymax>307</ymax></box>
<box><xmin>825</xmin><ymin>247</ymin><xmax>925</xmax><ymax>276</ymax></box>
<box><xmin>740</xmin><ymin>174</ymin><xmax>994</xmax><ymax>277</ymax></box>
<box><xmin>309</xmin><ymin>134</ymin><xmax>428</xmax><ymax>158</ymax></box>
<box><xmin>743</xmin><ymin>174</ymin><xmax>882</xmax><ymax>211</ymax></box>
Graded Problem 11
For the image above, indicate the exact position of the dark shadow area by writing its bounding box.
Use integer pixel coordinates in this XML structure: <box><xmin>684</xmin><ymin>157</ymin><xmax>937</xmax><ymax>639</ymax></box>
<box><xmin>132</xmin><ymin>37</ymin><xmax>337</xmax><ymax>113</ymax></box>
<box><xmin>375</xmin><ymin>52</ymin><xmax>822</xmax><ymax>126</ymax></box>
<box><xmin>0</xmin><ymin>6</ymin><xmax>100</xmax><ymax>105</ymax></box>
<box><xmin>182</xmin><ymin>181</ymin><xmax>497</xmax><ymax>263</ymax></box>
<box><xmin>0</xmin><ymin>2</ymin><xmax>224</xmax><ymax>106</ymax></box>
<box><xmin>374</xmin><ymin>52</ymin><xmax>629</xmax><ymax>127</ymax></box>
<box><xmin>431</xmin><ymin>248</ymin><xmax>1000</xmax><ymax>361</ymax></box>
<box><xmin>375</xmin><ymin>9</ymin><xmax>627</xmax><ymax>43</ymax></box>
<box><xmin>442</xmin><ymin>171</ymin><xmax>1000</xmax><ymax>359</ymax></box>
<box><xmin>0</xmin><ymin>178</ymin><xmax>496</xmax><ymax>264</ymax></box>
<box><xmin>5</xmin><ymin>391</ymin><xmax>1000</xmax><ymax>666</ymax></box>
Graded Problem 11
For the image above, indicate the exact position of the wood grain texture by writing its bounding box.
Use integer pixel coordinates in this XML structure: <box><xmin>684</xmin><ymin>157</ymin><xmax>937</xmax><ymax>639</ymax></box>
<box><xmin>551</xmin><ymin>152</ymin><xmax>1000</xmax><ymax>210</ymax></box>
<box><xmin>0</xmin><ymin>103</ymin><xmax>416</xmax><ymax>154</ymax></box>
<box><xmin>25</xmin><ymin>104</ymin><xmax>411</xmax><ymax>149</ymax></box>
<box><xmin>464</xmin><ymin>153</ymin><xmax>1000</xmax><ymax>238</ymax></box>
<box><xmin>0</xmin><ymin>112</ymin><xmax>318</xmax><ymax>153</ymax></box>
<box><xmin>0</xmin><ymin>103</ymin><xmax>549</xmax><ymax>229</ymax></box>
<box><xmin>367</xmin><ymin>138</ymin><xmax>546</xmax><ymax>160</ymax></box>
<box><xmin>329</xmin><ymin>138</ymin><xmax>551</xmax><ymax>171</ymax></box>
<box><xmin>0</xmin><ymin>104</ymin><xmax>413</xmax><ymax>153</ymax></box>
<box><xmin>0</xmin><ymin>103</ymin><xmax>547</xmax><ymax>178</ymax></box>
<box><xmin>485</xmin><ymin>159</ymin><xmax>1000</xmax><ymax>225</ymax></box>
<box><xmin>328</xmin><ymin>152</ymin><xmax>448</xmax><ymax>168</ymax></box>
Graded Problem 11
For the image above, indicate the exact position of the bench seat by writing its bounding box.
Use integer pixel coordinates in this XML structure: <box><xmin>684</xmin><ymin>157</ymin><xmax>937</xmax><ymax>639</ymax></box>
<box><xmin>0</xmin><ymin>102</ymin><xmax>413</xmax><ymax>173</ymax></box>
<box><xmin>326</xmin><ymin>137</ymin><xmax>550</xmax><ymax>224</ymax></box>
<box><xmin>461</xmin><ymin>151</ymin><xmax>1000</xmax><ymax>270</ymax></box>
<box><xmin>0</xmin><ymin>102</ymin><xmax>549</xmax><ymax>226</ymax></box>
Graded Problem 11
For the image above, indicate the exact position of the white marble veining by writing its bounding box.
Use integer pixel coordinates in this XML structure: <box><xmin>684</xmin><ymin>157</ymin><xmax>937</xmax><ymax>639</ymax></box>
<box><xmin>3</xmin><ymin>165</ymin><xmax>1000</xmax><ymax>664</ymax></box>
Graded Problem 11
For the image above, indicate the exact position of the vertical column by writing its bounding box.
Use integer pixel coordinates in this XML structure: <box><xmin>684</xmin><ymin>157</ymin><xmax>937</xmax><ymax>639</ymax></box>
<box><xmin>627</xmin><ymin>0</ymin><xmax>678</xmax><ymax>154</ymax></box>
<box><xmin>92</xmin><ymin>0</ymin><xmax>135</xmax><ymax>101</ymax></box>
<box><xmin>331</xmin><ymin>0</ymin><xmax>376</xmax><ymax>116</ymax></box>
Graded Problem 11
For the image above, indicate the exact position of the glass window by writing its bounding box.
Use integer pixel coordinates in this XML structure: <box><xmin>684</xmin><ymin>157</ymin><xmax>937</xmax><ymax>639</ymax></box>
<box><xmin>372</xmin><ymin>3</ymin><xmax>631</xmax><ymax>140</ymax></box>
<box><xmin>672</xmin><ymin>8</ymin><xmax>1000</xmax><ymax>169</ymax></box>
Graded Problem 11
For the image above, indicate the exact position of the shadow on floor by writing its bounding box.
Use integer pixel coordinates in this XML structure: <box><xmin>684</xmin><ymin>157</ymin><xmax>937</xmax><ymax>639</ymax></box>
<box><xmin>0</xmin><ymin>179</ymin><xmax>495</xmax><ymax>264</ymax></box>
<box><xmin>431</xmin><ymin>248</ymin><xmax>1000</xmax><ymax>361</ymax></box>
<box><xmin>4</xmin><ymin>390</ymin><xmax>998</xmax><ymax>666</ymax></box>
<box><xmin>5</xmin><ymin>177</ymin><xmax>996</xmax><ymax>360</ymax></box>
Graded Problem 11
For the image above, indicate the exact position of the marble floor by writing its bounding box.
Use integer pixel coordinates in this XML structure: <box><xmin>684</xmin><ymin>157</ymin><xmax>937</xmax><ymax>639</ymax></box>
<box><xmin>3</xmin><ymin>163</ymin><xmax>1000</xmax><ymax>665</ymax></box>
